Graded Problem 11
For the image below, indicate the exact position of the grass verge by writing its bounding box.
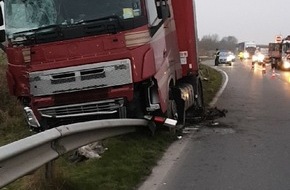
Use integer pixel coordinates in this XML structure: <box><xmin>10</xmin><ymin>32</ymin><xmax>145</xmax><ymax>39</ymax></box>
<box><xmin>200</xmin><ymin>63</ymin><xmax>223</xmax><ymax>106</ymax></box>
<box><xmin>0</xmin><ymin>61</ymin><xmax>32</xmax><ymax>147</ymax></box>
<box><xmin>0</xmin><ymin>62</ymin><xmax>222</xmax><ymax>190</ymax></box>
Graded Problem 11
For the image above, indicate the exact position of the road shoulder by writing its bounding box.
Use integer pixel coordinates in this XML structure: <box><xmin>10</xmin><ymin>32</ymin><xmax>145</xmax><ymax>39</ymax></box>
<box><xmin>137</xmin><ymin>64</ymin><xmax>229</xmax><ymax>190</ymax></box>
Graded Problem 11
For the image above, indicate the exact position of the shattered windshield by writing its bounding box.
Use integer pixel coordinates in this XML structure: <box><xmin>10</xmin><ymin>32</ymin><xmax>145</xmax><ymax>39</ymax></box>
<box><xmin>5</xmin><ymin>0</ymin><xmax>143</xmax><ymax>37</ymax></box>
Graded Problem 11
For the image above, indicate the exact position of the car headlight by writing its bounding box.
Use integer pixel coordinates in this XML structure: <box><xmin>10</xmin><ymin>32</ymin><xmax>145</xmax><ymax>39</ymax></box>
<box><xmin>227</xmin><ymin>55</ymin><xmax>235</xmax><ymax>62</ymax></box>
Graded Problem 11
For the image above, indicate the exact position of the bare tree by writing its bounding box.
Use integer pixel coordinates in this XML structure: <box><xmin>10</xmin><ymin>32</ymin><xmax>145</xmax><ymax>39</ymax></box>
<box><xmin>198</xmin><ymin>34</ymin><xmax>238</xmax><ymax>56</ymax></box>
<box><xmin>220</xmin><ymin>36</ymin><xmax>238</xmax><ymax>52</ymax></box>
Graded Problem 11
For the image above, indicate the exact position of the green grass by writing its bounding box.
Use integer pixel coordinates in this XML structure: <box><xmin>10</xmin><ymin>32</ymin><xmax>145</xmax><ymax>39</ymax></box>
<box><xmin>0</xmin><ymin>62</ymin><xmax>222</xmax><ymax>190</ymax></box>
<box><xmin>200</xmin><ymin>63</ymin><xmax>223</xmax><ymax>106</ymax></box>
<box><xmin>0</xmin><ymin>61</ymin><xmax>32</xmax><ymax>146</ymax></box>
<box><xmin>59</xmin><ymin>131</ymin><xmax>175</xmax><ymax>190</ymax></box>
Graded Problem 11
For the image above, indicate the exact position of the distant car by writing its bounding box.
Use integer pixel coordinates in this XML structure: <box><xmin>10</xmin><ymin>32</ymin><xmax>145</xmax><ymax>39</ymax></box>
<box><xmin>218</xmin><ymin>51</ymin><xmax>235</xmax><ymax>66</ymax></box>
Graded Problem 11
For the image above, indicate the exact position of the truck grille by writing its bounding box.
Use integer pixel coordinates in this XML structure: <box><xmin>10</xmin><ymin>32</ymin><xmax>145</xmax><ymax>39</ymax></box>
<box><xmin>29</xmin><ymin>59</ymin><xmax>132</xmax><ymax>96</ymax></box>
<box><xmin>38</xmin><ymin>99</ymin><xmax>125</xmax><ymax>118</ymax></box>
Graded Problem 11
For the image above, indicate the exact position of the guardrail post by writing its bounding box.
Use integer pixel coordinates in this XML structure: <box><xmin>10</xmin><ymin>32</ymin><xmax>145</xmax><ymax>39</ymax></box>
<box><xmin>45</xmin><ymin>161</ymin><xmax>54</xmax><ymax>181</ymax></box>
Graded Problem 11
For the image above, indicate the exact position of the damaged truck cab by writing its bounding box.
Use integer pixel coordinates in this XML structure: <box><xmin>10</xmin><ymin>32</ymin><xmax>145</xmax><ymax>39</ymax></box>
<box><xmin>0</xmin><ymin>0</ymin><xmax>203</xmax><ymax>131</ymax></box>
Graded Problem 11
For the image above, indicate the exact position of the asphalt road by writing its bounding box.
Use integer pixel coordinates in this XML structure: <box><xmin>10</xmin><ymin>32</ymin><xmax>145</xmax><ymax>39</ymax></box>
<box><xmin>139</xmin><ymin>59</ymin><xmax>290</xmax><ymax>190</ymax></box>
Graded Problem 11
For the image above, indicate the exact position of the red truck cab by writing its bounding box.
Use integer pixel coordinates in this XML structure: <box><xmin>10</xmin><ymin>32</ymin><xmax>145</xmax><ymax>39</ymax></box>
<box><xmin>0</xmin><ymin>0</ymin><xmax>203</xmax><ymax>131</ymax></box>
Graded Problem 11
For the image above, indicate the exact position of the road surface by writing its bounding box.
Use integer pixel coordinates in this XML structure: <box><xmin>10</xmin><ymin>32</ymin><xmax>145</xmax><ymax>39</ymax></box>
<box><xmin>139</xmin><ymin>59</ymin><xmax>290</xmax><ymax>190</ymax></box>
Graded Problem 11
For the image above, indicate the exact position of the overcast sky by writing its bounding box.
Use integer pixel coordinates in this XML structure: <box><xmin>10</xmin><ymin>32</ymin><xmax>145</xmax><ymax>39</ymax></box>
<box><xmin>195</xmin><ymin>0</ymin><xmax>290</xmax><ymax>45</ymax></box>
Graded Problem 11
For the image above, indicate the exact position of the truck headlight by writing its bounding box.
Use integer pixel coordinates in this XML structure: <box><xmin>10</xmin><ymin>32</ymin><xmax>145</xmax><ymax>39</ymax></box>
<box><xmin>252</xmin><ymin>55</ymin><xmax>258</xmax><ymax>62</ymax></box>
<box><xmin>24</xmin><ymin>107</ymin><xmax>40</xmax><ymax>128</ymax></box>
<box><xmin>283</xmin><ymin>61</ymin><xmax>290</xmax><ymax>69</ymax></box>
<box><xmin>258</xmin><ymin>54</ymin><xmax>265</xmax><ymax>62</ymax></box>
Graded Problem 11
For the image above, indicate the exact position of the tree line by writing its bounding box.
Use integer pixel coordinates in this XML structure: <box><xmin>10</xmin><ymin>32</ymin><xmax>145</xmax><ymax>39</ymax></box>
<box><xmin>198</xmin><ymin>34</ymin><xmax>238</xmax><ymax>57</ymax></box>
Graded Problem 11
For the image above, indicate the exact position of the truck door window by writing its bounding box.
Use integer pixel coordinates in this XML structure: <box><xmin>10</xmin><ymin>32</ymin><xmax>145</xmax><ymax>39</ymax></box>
<box><xmin>146</xmin><ymin>0</ymin><xmax>172</xmax><ymax>36</ymax></box>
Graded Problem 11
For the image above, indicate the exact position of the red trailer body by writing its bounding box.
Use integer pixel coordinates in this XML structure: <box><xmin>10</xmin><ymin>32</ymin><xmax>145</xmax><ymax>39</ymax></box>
<box><xmin>172</xmin><ymin>0</ymin><xmax>199</xmax><ymax>75</ymax></box>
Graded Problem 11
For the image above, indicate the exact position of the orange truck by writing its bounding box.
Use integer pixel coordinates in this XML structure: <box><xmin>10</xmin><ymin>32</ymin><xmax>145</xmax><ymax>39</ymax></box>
<box><xmin>0</xmin><ymin>0</ymin><xmax>203</xmax><ymax>131</ymax></box>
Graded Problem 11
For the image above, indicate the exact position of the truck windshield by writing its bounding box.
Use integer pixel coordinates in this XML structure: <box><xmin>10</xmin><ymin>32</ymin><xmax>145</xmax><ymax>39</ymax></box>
<box><xmin>5</xmin><ymin>0</ymin><xmax>144</xmax><ymax>38</ymax></box>
<box><xmin>283</xmin><ymin>43</ymin><xmax>290</xmax><ymax>54</ymax></box>
<box><xmin>245</xmin><ymin>47</ymin><xmax>256</xmax><ymax>54</ymax></box>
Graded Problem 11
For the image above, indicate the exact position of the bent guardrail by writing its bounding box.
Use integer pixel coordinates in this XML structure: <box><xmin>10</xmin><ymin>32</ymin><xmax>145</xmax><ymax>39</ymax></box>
<box><xmin>0</xmin><ymin>119</ymin><xmax>149</xmax><ymax>188</ymax></box>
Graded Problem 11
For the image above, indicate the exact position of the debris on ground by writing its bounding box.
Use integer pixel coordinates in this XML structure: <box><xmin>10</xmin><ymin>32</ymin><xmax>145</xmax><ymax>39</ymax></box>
<box><xmin>202</xmin><ymin>107</ymin><xmax>228</xmax><ymax>121</ymax></box>
<box><xmin>210</xmin><ymin>121</ymin><xmax>220</xmax><ymax>126</ymax></box>
<box><xmin>176</xmin><ymin>106</ymin><xmax>228</xmax><ymax>137</ymax></box>
<box><xmin>177</xmin><ymin>135</ymin><xmax>182</xmax><ymax>140</ymax></box>
<box><xmin>69</xmin><ymin>141</ymin><xmax>108</xmax><ymax>163</ymax></box>
<box><xmin>186</xmin><ymin>106</ymin><xmax>228</xmax><ymax>124</ymax></box>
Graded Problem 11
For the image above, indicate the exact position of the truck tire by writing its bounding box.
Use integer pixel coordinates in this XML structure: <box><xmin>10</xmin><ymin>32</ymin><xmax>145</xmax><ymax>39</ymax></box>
<box><xmin>167</xmin><ymin>88</ymin><xmax>178</xmax><ymax>121</ymax></box>
<box><xmin>195</xmin><ymin>78</ymin><xmax>204</xmax><ymax>114</ymax></box>
<box><xmin>184</xmin><ymin>76</ymin><xmax>204</xmax><ymax>118</ymax></box>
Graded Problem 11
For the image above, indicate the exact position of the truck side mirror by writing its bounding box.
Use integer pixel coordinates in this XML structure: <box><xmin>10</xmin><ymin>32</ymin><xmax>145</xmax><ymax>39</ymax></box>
<box><xmin>0</xmin><ymin>2</ymin><xmax>5</xmax><ymax>43</ymax></box>
<box><xmin>0</xmin><ymin>3</ymin><xmax>3</xmax><ymax>26</ymax></box>
<box><xmin>0</xmin><ymin>30</ymin><xmax>5</xmax><ymax>43</ymax></box>
<box><xmin>156</xmin><ymin>0</ymin><xmax>171</xmax><ymax>20</ymax></box>
<box><xmin>156</xmin><ymin>1</ymin><xmax>163</xmax><ymax>19</ymax></box>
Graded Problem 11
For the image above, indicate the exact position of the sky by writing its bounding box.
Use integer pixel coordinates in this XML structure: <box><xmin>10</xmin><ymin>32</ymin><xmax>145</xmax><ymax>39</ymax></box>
<box><xmin>195</xmin><ymin>0</ymin><xmax>290</xmax><ymax>45</ymax></box>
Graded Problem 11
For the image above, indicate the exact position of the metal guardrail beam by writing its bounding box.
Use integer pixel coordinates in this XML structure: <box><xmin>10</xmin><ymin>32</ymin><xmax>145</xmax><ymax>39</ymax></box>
<box><xmin>0</xmin><ymin>119</ymin><xmax>149</xmax><ymax>188</ymax></box>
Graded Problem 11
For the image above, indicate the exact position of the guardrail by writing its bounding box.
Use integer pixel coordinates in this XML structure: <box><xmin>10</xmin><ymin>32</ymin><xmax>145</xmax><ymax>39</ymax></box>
<box><xmin>0</xmin><ymin>119</ymin><xmax>149</xmax><ymax>188</ymax></box>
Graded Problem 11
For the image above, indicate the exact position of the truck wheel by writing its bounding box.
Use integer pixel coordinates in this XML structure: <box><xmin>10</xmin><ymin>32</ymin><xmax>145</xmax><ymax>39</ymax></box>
<box><xmin>195</xmin><ymin>79</ymin><xmax>204</xmax><ymax>114</ymax></box>
<box><xmin>168</xmin><ymin>87</ymin><xmax>186</xmax><ymax>128</ymax></box>
<box><xmin>167</xmin><ymin>91</ymin><xmax>178</xmax><ymax>121</ymax></box>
